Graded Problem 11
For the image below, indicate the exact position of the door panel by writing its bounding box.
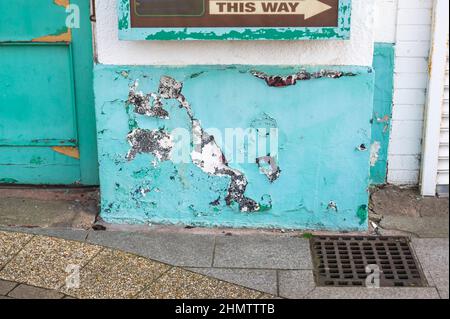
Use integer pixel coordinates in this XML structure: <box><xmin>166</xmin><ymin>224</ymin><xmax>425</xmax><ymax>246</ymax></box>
<box><xmin>0</xmin><ymin>0</ymin><xmax>69</xmax><ymax>42</ymax></box>
<box><xmin>0</xmin><ymin>44</ymin><xmax>77</xmax><ymax>146</ymax></box>
<box><xmin>0</xmin><ymin>147</ymin><xmax>80</xmax><ymax>184</ymax></box>
<box><xmin>0</xmin><ymin>0</ymin><xmax>98</xmax><ymax>185</ymax></box>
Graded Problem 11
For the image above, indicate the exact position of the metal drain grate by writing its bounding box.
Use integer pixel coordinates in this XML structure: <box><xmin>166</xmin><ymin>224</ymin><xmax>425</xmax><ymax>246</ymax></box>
<box><xmin>310</xmin><ymin>236</ymin><xmax>427</xmax><ymax>288</ymax></box>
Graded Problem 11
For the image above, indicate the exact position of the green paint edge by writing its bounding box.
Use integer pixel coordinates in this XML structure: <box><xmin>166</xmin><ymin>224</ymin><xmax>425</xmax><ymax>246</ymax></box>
<box><xmin>370</xmin><ymin>43</ymin><xmax>395</xmax><ymax>185</ymax></box>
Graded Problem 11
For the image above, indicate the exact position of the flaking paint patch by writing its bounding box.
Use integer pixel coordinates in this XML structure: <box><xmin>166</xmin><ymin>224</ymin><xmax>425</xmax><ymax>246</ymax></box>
<box><xmin>52</xmin><ymin>146</ymin><xmax>80</xmax><ymax>159</ymax></box>
<box><xmin>32</xmin><ymin>28</ymin><xmax>71</xmax><ymax>43</ymax></box>
<box><xmin>370</xmin><ymin>141</ymin><xmax>381</xmax><ymax>167</ymax></box>
<box><xmin>127</xmin><ymin>75</ymin><xmax>260</xmax><ymax>213</ymax></box>
<box><xmin>251</xmin><ymin>69</ymin><xmax>356</xmax><ymax>87</ymax></box>
<box><xmin>256</xmin><ymin>156</ymin><xmax>281</xmax><ymax>182</ymax></box>
<box><xmin>126</xmin><ymin>129</ymin><xmax>173</xmax><ymax>163</ymax></box>
<box><xmin>94</xmin><ymin>65</ymin><xmax>375</xmax><ymax>231</ymax></box>
<box><xmin>54</xmin><ymin>0</ymin><xmax>70</xmax><ymax>8</ymax></box>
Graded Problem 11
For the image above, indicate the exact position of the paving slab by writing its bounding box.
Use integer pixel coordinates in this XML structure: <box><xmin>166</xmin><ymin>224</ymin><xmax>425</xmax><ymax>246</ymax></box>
<box><xmin>0</xmin><ymin>231</ymin><xmax>33</xmax><ymax>269</ymax></box>
<box><xmin>61</xmin><ymin>248</ymin><xmax>171</xmax><ymax>299</ymax></box>
<box><xmin>0</xmin><ymin>279</ymin><xmax>17</xmax><ymax>295</ymax></box>
<box><xmin>0</xmin><ymin>226</ymin><xmax>88</xmax><ymax>242</ymax></box>
<box><xmin>137</xmin><ymin>267</ymin><xmax>263</xmax><ymax>299</ymax></box>
<box><xmin>187</xmin><ymin>268</ymin><xmax>278</xmax><ymax>295</ymax></box>
<box><xmin>371</xmin><ymin>185</ymin><xmax>449</xmax><ymax>218</ymax></box>
<box><xmin>86</xmin><ymin>231</ymin><xmax>215</xmax><ymax>267</ymax></box>
<box><xmin>305</xmin><ymin>287</ymin><xmax>441</xmax><ymax>299</ymax></box>
<box><xmin>214</xmin><ymin>235</ymin><xmax>312</xmax><ymax>270</ymax></box>
<box><xmin>411</xmin><ymin>238</ymin><xmax>449</xmax><ymax>299</ymax></box>
<box><xmin>0</xmin><ymin>236</ymin><xmax>101</xmax><ymax>290</ymax></box>
<box><xmin>0</xmin><ymin>197</ymin><xmax>96</xmax><ymax>229</ymax></box>
<box><xmin>8</xmin><ymin>284</ymin><xmax>64</xmax><ymax>299</ymax></box>
<box><xmin>278</xmin><ymin>270</ymin><xmax>316</xmax><ymax>299</ymax></box>
<box><xmin>380</xmin><ymin>216</ymin><xmax>449</xmax><ymax>237</ymax></box>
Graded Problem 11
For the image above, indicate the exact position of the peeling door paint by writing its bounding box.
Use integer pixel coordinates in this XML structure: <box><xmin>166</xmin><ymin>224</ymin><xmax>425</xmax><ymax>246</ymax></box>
<box><xmin>94</xmin><ymin>65</ymin><xmax>374</xmax><ymax>231</ymax></box>
<box><xmin>0</xmin><ymin>0</ymin><xmax>70</xmax><ymax>42</ymax></box>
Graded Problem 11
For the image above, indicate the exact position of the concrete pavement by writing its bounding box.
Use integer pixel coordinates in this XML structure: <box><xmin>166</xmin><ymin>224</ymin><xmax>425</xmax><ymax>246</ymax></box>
<box><xmin>0</xmin><ymin>185</ymin><xmax>448</xmax><ymax>299</ymax></box>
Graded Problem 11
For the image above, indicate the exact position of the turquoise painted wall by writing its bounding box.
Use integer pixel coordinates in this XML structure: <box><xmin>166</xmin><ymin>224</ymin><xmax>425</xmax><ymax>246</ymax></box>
<box><xmin>370</xmin><ymin>43</ymin><xmax>395</xmax><ymax>185</ymax></box>
<box><xmin>94</xmin><ymin>65</ymin><xmax>374</xmax><ymax>231</ymax></box>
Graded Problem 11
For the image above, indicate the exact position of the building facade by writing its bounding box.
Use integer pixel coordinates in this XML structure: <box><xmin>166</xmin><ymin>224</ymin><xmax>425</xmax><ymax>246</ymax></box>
<box><xmin>0</xmin><ymin>0</ymin><xmax>448</xmax><ymax>230</ymax></box>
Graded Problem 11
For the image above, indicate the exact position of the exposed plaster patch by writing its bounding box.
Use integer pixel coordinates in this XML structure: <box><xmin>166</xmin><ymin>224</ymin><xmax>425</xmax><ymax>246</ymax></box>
<box><xmin>128</xmin><ymin>81</ymin><xmax>169</xmax><ymax>119</ymax></box>
<box><xmin>327</xmin><ymin>201</ymin><xmax>338</xmax><ymax>212</ymax></box>
<box><xmin>52</xmin><ymin>146</ymin><xmax>80</xmax><ymax>159</ymax></box>
<box><xmin>256</xmin><ymin>156</ymin><xmax>281</xmax><ymax>182</ymax></box>
<box><xmin>126</xmin><ymin>76</ymin><xmax>261</xmax><ymax>213</ymax></box>
<box><xmin>126</xmin><ymin>129</ymin><xmax>173</xmax><ymax>162</ymax></box>
<box><xmin>356</xmin><ymin>144</ymin><xmax>368</xmax><ymax>152</ymax></box>
<box><xmin>370</xmin><ymin>141</ymin><xmax>381</xmax><ymax>167</ymax></box>
<box><xmin>251</xmin><ymin>69</ymin><xmax>356</xmax><ymax>87</ymax></box>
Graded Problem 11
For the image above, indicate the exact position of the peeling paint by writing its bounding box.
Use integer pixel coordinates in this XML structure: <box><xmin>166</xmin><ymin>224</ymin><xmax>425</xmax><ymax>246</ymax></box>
<box><xmin>95</xmin><ymin>65</ymin><xmax>375</xmax><ymax>231</ymax></box>
<box><xmin>126</xmin><ymin>129</ymin><xmax>173</xmax><ymax>162</ymax></box>
<box><xmin>370</xmin><ymin>141</ymin><xmax>381</xmax><ymax>167</ymax></box>
<box><xmin>52</xmin><ymin>146</ymin><xmax>80</xmax><ymax>159</ymax></box>
<box><xmin>118</xmin><ymin>0</ymin><xmax>352</xmax><ymax>40</ymax></box>
<box><xmin>127</xmin><ymin>75</ymin><xmax>261</xmax><ymax>213</ymax></box>
<box><xmin>54</xmin><ymin>0</ymin><xmax>70</xmax><ymax>8</ymax></box>
<box><xmin>32</xmin><ymin>28</ymin><xmax>71</xmax><ymax>43</ymax></box>
<box><xmin>128</xmin><ymin>81</ymin><xmax>169</xmax><ymax>119</ymax></box>
<box><xmin>256</xmin><ymin>156</ymin><xmax>281</xmax><ymax>182</ymax></box>
<box><xmin>356</xmin><ymin>144</ymin><xmax>368</xmax><ymax>152</ymax></box>
<box><xmin>251</xmin><ymin>69</ymin><xmax>355</xmax><ymax>87</ymax></box>
<box><xmin>327</xmin><ymin>201</ymin><xmax>338</xmax><ymax>212</ymax></box>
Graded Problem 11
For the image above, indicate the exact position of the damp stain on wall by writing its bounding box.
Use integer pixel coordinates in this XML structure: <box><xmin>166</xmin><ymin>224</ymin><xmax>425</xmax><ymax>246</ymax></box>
<box><xmin>94</xmin><ymin>65</ymin><xmax>375</xmax><ymax>231</ymax></box>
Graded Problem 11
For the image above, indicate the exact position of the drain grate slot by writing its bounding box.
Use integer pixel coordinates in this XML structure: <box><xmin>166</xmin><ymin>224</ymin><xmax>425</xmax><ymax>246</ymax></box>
<box><xmin>310</xmin><ymin>236</ymin><xmax>427</xmax><ymax>288</ymax></box>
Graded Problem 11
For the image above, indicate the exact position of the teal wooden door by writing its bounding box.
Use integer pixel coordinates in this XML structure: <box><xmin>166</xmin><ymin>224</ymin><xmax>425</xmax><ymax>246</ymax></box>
<box><xmin>0</xmin><ymin>0</ymin><xmax>98</xmax><ymax>185</ymax></box>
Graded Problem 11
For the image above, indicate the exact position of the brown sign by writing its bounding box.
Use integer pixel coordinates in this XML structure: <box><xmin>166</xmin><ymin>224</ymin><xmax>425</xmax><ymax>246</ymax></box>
<box><xmin>130</xmin><ymin>0</ymin><xmax>339</xmax><ymax>28</ymax></box>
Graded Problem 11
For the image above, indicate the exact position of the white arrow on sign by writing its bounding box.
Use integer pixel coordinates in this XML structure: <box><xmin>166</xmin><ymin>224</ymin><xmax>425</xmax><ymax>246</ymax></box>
<box><xmin>302</xmin><ymin>0</ymin><xmax>333</xmax><ymax>19</ymax></box>
<box><xmin>209</xmin><ymin>0</ymin><xmax>333</xmax><ymax>19</ymax></box>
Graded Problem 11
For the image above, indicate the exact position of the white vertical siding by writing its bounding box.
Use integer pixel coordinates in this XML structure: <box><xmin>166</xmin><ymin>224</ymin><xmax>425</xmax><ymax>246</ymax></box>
<box><xmin>387</xmin><ymin>0</ymin><xmax>433</xmax><ymax>185</ymax></box>
<box><xmin>438</xmin><ymin>44</ymin><xmax>449</xmax><ymax>186</ymax></box>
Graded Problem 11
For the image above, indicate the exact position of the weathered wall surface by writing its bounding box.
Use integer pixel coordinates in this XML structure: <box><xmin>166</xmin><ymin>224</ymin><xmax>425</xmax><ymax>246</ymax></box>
<box><xmin>92</xmin><ymin>1</ymin><xmax>378</xmax><ymax>230</ymax></box>
<box><xmin>95</xmin><ymin>0</ymin><xmax>375</xmax><ymax>66</ymax></box>
<box><xmin>94</xmin><ymin>65</ymin><xmax>374</xmax><ymax>230</ymax></box>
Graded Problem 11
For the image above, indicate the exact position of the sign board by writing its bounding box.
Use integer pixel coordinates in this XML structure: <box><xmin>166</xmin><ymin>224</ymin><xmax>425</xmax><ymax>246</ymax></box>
<box><xmin>118</xmin><ymin>0</ymin><xmax>351</xmax><ymax>40</ymax></box>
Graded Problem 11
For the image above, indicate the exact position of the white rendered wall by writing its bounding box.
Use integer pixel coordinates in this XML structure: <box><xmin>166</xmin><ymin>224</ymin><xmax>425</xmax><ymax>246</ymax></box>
<box><xmin>94</xmin><ymin>0</ymin><xmax>375</xmax><ymax>66</ymax></box>
<box><xmin>388</xmin><ymin>0</ymin><xmax>433</xmax><ymax>185</ymax></box>
<box><xmin>374</xmin><ymin>0</ymin><xmax>398</xmax><ymax>43</ymax></box>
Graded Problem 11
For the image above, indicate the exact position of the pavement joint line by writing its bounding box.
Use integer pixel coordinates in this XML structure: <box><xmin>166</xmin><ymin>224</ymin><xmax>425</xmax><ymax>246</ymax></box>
<box><xmin>83</xmin><ymin>230</ymin><xmax>91</xmax><ymax>242</ymax></box>
<box><xmin>190</xmin><ymin>265</ymin><xmax>311</xmax><ymax>271</ymax></box>
<box><xmin>211</xmin><ymin>235</ymin><xmax>217</xmax><ymax>268</ymax></box>
<box><xmin>55</xmin><ymin>246</ymin><xmax>106</xmax><ymax>292</ymax></box>
<box><xmin>131</xmin><ymin>265</ymin><xmax>175</xmax><ymax>299</ymax></box>
<box><xmin>0</xmin><ymin>233</ymin><xmax>35</xmax><ymax>273</ymax></box>
<box><xmin>3</xmin><ymin>282</ymin><xmax>19</xmax><ymax>297</ymax></box>
<box><xmin>7</xmin><ymin>282</ymin><xmax>63</xmax><ymax>299</ymax></box>
<box><xmin>434</xmin><ymin>286</ymin><xmax>444</xmax><ymax>299</ymax></box>
<box><xmin>302</xmin><ymin>286</ymin><xmax>318</xmax><ymax>299</ymax></box>
<box><xmin>276</xmin><ymin>270</ymin><xmax>280</xmax><ymax>297</ymax></box>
